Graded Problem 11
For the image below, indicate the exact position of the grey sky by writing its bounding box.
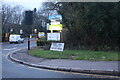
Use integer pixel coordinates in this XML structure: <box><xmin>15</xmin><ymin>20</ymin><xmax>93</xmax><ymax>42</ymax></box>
<box><xmin>3</xmin><ymin>0</ymin><xmax>45</xmax><ymax>10</ymax></box>
<box><xmin>2</xmin><ymin>0</ymin><xmax>119</xmax><ymax>10</ymax></box>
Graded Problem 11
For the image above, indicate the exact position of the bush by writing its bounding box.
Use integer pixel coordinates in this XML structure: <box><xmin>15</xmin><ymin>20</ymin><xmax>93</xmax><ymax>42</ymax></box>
<box><xmin>36</xmin><ymin>40</ymin><xmax>49</xmax><ymax>46</ymax></box>
<box><xmin>36</xmin><ymin>39</ymin><xmax>65</xmax><ymax>47</ymax></box>
<box><xmin>40</xmin><ymin>37</ymin><xmax>46</xmax><ymax>40</ymax></box>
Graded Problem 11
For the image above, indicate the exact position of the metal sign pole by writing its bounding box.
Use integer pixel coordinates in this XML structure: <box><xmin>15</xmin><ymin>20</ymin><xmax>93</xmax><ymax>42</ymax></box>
<box><xmin>28</xmin><ymin>34</ymin><xmax>30</xmax><ymax>50</ymax></box>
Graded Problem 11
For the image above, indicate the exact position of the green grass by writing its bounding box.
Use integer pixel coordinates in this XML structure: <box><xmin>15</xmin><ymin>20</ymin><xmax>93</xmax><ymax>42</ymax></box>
<box><xmin>29</xmin><ymin>49</ymin><xmax>119</xmax><ymax>61</ymax></box>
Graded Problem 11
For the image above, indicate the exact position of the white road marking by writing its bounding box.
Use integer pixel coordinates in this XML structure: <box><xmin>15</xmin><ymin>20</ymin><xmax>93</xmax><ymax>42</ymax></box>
<box><xmin>3</xmin><ymin>47</ymin><xmax>17</xmax><ymax>50</ymax></box>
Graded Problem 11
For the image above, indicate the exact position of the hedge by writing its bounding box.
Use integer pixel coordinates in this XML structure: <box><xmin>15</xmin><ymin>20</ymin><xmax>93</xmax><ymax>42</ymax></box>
<box><xmin>36</xmin><ymin>40</ymin><xmax>49</xmax><ymax>46</ymax></box>
<box><xmin>36</xmin><ymin>40</ymin><xmax>64</xmax><ymax>46</ymax></box>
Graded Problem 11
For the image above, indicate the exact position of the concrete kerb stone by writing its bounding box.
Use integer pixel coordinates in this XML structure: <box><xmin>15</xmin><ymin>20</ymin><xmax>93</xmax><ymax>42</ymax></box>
<box><xmin>9</xmin><ymin>53</ymin><xmax>24</xmax><ymax>64</ymax></box>
<box><xmin>9</xmin><ymin>53</ymin><xmax>59</xmax><ymax>70</ymax></box>
<box><xmin>90</xmin><ymin>70</ymin><xmax>113</xmax><ymax>75</ymax></box>
<box><xmin>9</xmin><ymin>51</ymin><xmax>120</xmax><ymax>76</ymax></box>
<box><xmin>71</xmin><ymin>68</ymin><xmax>120</xmax><ymax>76</ymax></box>
<box><xmin>57</xmin><ymin>67</ymin><xmax>71</xmax><ymax>72</ymax></box>
<box><xmin>71</xmin><ymin>68</ymin><xmax>90</xmax><ymax>73</ymax></box>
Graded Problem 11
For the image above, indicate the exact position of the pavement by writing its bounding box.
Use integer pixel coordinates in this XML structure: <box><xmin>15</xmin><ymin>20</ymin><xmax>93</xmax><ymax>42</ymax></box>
<box><xmin>8</xmin><ymin>48</ymin><xmax>120</xmax><ymax>76</ymax></box>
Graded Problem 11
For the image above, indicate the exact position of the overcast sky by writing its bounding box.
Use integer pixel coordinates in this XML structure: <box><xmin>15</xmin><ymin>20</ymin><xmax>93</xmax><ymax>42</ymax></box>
<box><xmin>2</xmin><ymin>0</ymin><xmax>45</xmax><ymax>10</ymax></box>
<box><xmin>2</xmin><ymin>0</ymin><xmax>119</xmax><ymax>10</ymax></box>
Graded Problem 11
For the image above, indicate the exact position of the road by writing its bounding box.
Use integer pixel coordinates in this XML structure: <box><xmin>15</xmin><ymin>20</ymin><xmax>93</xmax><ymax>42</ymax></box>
<box><xmin>1</xmin><ymin>39</ymin><xmax>118</xmax><ymax>79</ymax></box>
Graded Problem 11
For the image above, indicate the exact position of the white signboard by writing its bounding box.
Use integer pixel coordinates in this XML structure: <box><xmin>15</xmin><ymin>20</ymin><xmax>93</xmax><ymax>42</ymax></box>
<box><xmin>47</xmin><ymin>33</ymin><xmax>60</xmax><ymax>41</ymax></box>
<box><xmin>20</xmin><ymin>29</ymin><xmax>23</xmax><ymax>34</ymax></box>
<box><xmin>50</xmin><ymin>43</ymin><xmax>65</xmax><ymax>52</ymax></box>
<box><xmin>51</xmin><ymin>21</ymin><xmax>60</xmax><ymax>25</ymax></box>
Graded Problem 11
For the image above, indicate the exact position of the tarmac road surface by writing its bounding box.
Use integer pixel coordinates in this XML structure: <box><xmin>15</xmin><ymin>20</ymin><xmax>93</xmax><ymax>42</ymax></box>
<box><xmin>1</xmin><ymin>39</ymin><xmax>119</xmax><ymax>79</ymax></box>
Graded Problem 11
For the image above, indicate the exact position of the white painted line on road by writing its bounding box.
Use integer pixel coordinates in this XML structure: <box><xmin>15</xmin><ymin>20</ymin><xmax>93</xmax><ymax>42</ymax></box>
<box><xmin>6</xmin><ymin>49</ymin><xmax>23</xmax><ymax>64</ymax></box>
<box><xmin>3</xmin><ymin>47</ymin><xmax>17</xmax><ymax>51</ymax></box>
<box><xmin>13</xmin><ymin>45</ymin><xmax>18</xmax><ymax>47</ymax></box>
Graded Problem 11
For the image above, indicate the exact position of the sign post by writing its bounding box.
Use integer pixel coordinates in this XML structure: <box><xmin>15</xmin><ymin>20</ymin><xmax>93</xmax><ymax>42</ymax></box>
<box><xmin>48</xmin><ymin>14</ymin><xmax>65</xmax><ymax>51</ymax></box>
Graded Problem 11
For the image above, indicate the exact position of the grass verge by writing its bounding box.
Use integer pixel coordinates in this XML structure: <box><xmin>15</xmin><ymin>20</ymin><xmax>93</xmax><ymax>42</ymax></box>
<box><xmin>28</xmin><ymin>49</ymin><xmax>119</xmax><ymax>61</ymax></box>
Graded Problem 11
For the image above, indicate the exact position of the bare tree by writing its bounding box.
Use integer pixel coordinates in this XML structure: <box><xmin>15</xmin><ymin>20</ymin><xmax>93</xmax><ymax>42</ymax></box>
<box><xmin>38</xmin><ymin>2</ymin><xmax>57</xmax><ymax>18</ymax></box>
<box><xmin>2</xmin><ymin>3</ymin><xmax>13</xmax><ymax>32</ymax></box>
<box><xmin>12</xmin><ymin>5</ymin><xmax>24</xmax><ymax>25</ymax></box>
<box><xmin>2</xmin><ymin>3</ymin><xmax>24</xmax><ymax>34</ymax></box>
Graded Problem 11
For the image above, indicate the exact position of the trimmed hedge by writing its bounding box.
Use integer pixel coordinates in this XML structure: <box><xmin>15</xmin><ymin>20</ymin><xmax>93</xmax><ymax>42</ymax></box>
<box><xmin>36</xmin><ymin>40</ymin><xmax>64</xmax><ymax>46</ymax></box>
<box><xmin>36</xmin><ymin>40</ymin><xmax>49</xmax><ymax>46</ymax></box>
